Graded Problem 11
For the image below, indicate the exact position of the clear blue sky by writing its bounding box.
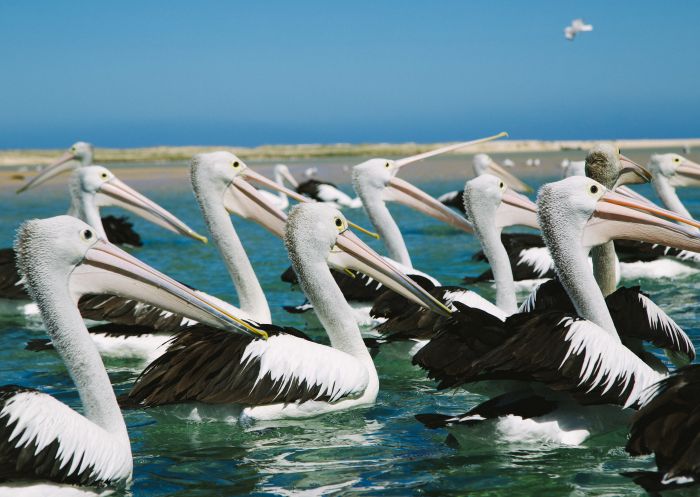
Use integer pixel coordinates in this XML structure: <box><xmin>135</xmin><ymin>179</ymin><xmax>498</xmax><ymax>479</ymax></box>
<box><xmin>1</xmin><ymin>1</ymin><xmax>698</xmax><ymax>148</ymax></box>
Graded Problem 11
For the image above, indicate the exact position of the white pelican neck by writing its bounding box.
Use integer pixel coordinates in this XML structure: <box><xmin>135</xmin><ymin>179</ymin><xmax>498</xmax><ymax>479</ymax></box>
<box><xmin>352</xmin><ymin>169</ymin><xmax>412</xmax><ymax>267</ymax></box>
<box><xmin>191</xmin><ymin>176</ymin><xmax>271</xmax><ymax>323</ymax></box>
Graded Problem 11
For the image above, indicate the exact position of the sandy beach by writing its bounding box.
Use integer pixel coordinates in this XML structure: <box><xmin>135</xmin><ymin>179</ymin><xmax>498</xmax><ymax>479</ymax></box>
<box><xmin>1</xmin><ymin>138</ymin><xmax>698</xmax><ymax>168</ymax></box>
<box><xmin>2</xmin><ymin>139</ymin><xmax>700</xmax><ymax>196</ymax></box>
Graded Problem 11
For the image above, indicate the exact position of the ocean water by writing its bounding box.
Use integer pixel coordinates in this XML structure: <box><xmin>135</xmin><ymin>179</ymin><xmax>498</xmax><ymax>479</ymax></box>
<box><xmin>0</xmin><ymin>158</ymin><xmax>698</xmax><ymax>496</ymax></box>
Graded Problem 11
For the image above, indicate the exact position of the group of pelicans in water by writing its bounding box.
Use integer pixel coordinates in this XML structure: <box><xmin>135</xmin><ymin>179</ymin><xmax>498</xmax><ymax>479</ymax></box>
<box><xmin>0</xmin><ymin>132</ymin><xmax>699</xmax><ymax>494</ymax></box>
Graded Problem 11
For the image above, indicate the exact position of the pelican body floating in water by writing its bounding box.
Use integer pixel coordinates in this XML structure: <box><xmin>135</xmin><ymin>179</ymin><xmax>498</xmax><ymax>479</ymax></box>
<box><xmin>624</xmin><ymin>364</ymin><xmax>700</xmax><ymax>492</ymax></box>
<box><xmin>0</xmin><ymin>216</ymin><xmax>262</xmax><ymax>493</ymax></box>
<box><xmin>414</xmin><ymin>176</ymin><xmax>699</xmax><ymax>445</ymax></box>
<box><xmin>120</xmin><ymin>203</ymin><xmax>448</xmax><ymax>422</ymax></box>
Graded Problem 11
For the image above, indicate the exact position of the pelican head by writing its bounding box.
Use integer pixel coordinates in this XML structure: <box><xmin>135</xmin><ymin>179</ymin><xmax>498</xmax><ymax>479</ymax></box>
<box><xmin>71</xmin><ymin>165</ymin><xmax>207</xmax><ymax>243</ymax></box>
<box><xmin>352</xmin><ymin>157</ymin><xmax>473</xmax><ymax>233</ymax></box>
<box><xmin>537</xmin><ymin>176</ymin><xmax>700</xmax><ymax>253</ymax></box>
<box><xmin>473</xmin><ymin>153</ymin><xmax>533</xmax><ymax>193</ymax></box>
<box><xmin>648</xmin><ymin>153</ymin><xmax>700</xmax><ymax>187</ymax></box>
<box><xmin>17</xmin><ymin>141</ymin><xmax>94</xmax><ymax>194</ymax></box>
<box><xmin>190</xmin><ymin>151</ymin><xmax>306</xmax><ymax>238</ymax></box>
<box><xmin>585</xmin><ymin>144</ymin><xmax>651</xmax><ymax>189</ymax></box>
<box><xmin>15</xmin><ymin>216</ymin><xmax>266</xmax><ymax>338</ymax></box>
<box><xmin>463</xmin><ymin>174</ymin><xmax>539</xmax><ymax>231</ymax></box>
<box><xmin>284</xmin><ymin>203</ymin><xmax>450</xmax><ymax>315</ymax></box>
<box><xmin>274</xmin><ymin>164</ymin><xmax>298</xmax><ymax>188</ymax></box>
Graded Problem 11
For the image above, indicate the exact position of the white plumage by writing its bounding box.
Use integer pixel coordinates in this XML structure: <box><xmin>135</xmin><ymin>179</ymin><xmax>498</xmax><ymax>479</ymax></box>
<box><xmin>0</xmin><ymin>391</ymin><xmax>132</xmax><ymax>485</ymax></box>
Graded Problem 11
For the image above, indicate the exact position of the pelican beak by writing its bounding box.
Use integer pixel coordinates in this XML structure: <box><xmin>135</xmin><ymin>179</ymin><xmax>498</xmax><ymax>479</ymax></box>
<box><xmin>671</xmin><ymin>158</ymin><xmax>700</xmax><ymax>187</ymax></box>
<box><xmin>614</xmin><ymin>185</ymin><xmax>659</xmax><ymax>208</ymax></box>
<box><xmin>231</xmin><ymin>169</ymin><xmax>378</xmax><ymax>239</ymax></box>
<box><xmin>485</xmin><ymin>160</ymin><xmax>533</xmax><ymax>193</ymax></box>
<box><xmin>240</xmin><ymin>167</ymin><xmax>308</xmax><ymax>204</ymax></box>
<box><xmin>583</xmin><ymin>189</ymin><xmax>700</xmax><ymax>251</ymax></box>
<box><xmin>69</xmin><ymin>238</ymin><xmax>268</xmax><ymax>339</ymax></box>
<box><xmin>224</xmin><ymin>173</ymin><xmax>292</xmax><ymax>238</ymax></box>
<box><xmin>277</xmin><ymin>166</ymin><xmax>299</xmax><ymax>188</ymax></box>
<box><xmin>385</xmin><ymin>176</ymin><xmax>474</xmax><ymax>233</ymax></box>
<box><xmin>496</xmin><ymin>188</ymin><xmax>539</xmax><ymax>229</ymax></box>
<box><xmin>16</xmin><ymin>152</ymin><xmax>77</xmax><ymax>194</ymax></box>
<box><xmin>394</xmin><ymin>132</ymin><xmax>508</xmax><ymax>168</ymax></box>
<box><xmin>97</xmin><ymin>177</ymin><xmax>208</xmax><ymax>243</ymax></box>
<box><xmin>614</xmin><ymin>155</ymin><xmax>652</xmax><ymax>187</ymax></box>
<box><xmin>332</xmin><ymin>229</ymin><xmax>451</xmax><ymax>316</ymax></box>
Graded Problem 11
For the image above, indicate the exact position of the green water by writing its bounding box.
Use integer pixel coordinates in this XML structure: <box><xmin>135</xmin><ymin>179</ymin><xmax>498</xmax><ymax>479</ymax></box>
<box><xmin>0</xmin><ymin>164</ymin><xmax>698</xmax><ymax>496</ymax></box>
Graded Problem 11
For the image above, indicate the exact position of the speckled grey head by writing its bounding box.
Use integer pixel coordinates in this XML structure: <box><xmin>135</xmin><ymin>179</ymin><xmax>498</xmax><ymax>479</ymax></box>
<box><xmin>585</xmin><ymin>144</ymin><xmax>620</xmax><ymax>188</ymax></box>
<box><xmin>285</xmin><ymin>203</ymin><xmax>347</xmax><ymax>264</ymax></box>
<box><xmin>15</xmin><ymin>216</ymin><xmax>100</xmax><ymax>297</ymax></box>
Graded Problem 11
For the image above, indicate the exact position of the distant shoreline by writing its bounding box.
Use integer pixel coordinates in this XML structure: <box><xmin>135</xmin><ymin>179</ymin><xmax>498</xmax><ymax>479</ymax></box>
<box><xmin>1</xmin><ymin>138</ymin><xmax>698</xmax><ymax>167</ymax></box>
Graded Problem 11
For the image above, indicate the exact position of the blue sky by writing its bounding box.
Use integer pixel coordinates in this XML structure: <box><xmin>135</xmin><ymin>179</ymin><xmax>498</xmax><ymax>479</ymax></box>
<box><xmin>1</xmin><ymin>1</ymin><xmax>698</xmax><ymax>148</ymax></box>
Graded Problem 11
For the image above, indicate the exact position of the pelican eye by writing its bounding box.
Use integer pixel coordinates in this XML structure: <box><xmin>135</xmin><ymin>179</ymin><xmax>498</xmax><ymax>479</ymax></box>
<box><xmin>674</xmin><ymin>157</ymin><xmax>681</xmax><ymax>163</ymax></box>
<box><xmin>232</xmin><ymin>161</ymin><xmax>240</xmax><ymax>168</ymax></box>
<box><xmin>499</xmin><ymin>181</ymin><xmax>505</xmax><ymax>189</ymax></box>
<box><xmin>80</xmin><ymin>229</ymin><xmax>93</xmax><ymax>241</ymax></box>
<box><xmin>71</xmin><ymin>147</ymin><xmax>76</xmax><ymax>152</ymax></box>
<box><xmin>590</xmin><ymin>185</ymin><xmax>598</xmax><ymax>194</ymax></box>
<box><xmin>385</xmin><ymin>162</ymin><xmax>390</xmax><ymax>168</ymax></box>
<box><xmin>334</xmin><ymin>217</ymin><xmax>346</xmax><ymax>231</ymax></box>
<box><xmin>100</xmin><ymin>172</ymin><xmax>109</xmax><ymax>179</ymax></box>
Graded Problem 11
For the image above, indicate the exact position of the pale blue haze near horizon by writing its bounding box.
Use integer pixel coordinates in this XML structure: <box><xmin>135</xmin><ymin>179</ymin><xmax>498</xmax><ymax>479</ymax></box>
<box><xmin>0</xmin><ymin>0</ymin><xmax>698</xmax><ymax>148</ymax></box>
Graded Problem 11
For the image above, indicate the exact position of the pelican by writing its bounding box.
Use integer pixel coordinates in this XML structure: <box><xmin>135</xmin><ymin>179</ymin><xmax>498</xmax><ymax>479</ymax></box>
<box><xmin>0</xmin><ymin>216</ymin><xmax>263</xmax><ymax>492</ymax></box>
<box><xmin>564</xmin><ymin>18</ymin><xmax>593</xmax><ymax>41</ymax></box>
<box><xmin>0</xmin><ymin>165</ymin><xmax>206</xmax><ymax>318</ymax></box>
<box><xmin>16</xmin><ymin>142</ymin><xmax>148</xmax><ymax>245</ymax></box>
<box><xmin>293</xmin><ymin>166</ymin><xmax>362</xmax><ymax>209</ymax></box>
<box><xmin>256</xmin><ymin>164</ymin><xmax>298</xmax><ymax>211</ymax></box>
<box><xmin>466</xmin><ymin>145</ymin><xmax>652</xmax><ymax>286</ymax></box>
<box><xmin>71</xmin><ymin>152</ymin><xmax>415</xmax><ymax>356</ymax></box>
<box><xmin>371</xmin><ymin>175</ymin><xmax>539</xmax><ymax>343</ymax></box>
<box><xmin>438</xmin><ymin>152</ymin><xmax>533</xmax><ymax>213</ymax></box>
<box><xmin>413</xmin><ymin>176</ymin><xmax>700</xmax><ymax>445</ymax></box>
<box><xmin>625</xmin><ymin>364</ymin><xmax>700</xmax><ymax>492</ymax></box>
<box><xmin>561</xmin><ymin>159</ymin><xmax>585</xmax><ymax>178</ymax></box>
<box><xmin>16</xmin><ymin>141</ymin><xmax>94</xmax><ymax>194</ymax></box>
<box><xmin>281</xmin><ymin>135</ymin><xmax>505</xmax><ymax>324</ymax></box>
<box><xmin>534</xmin><ymin>151</ymin><xmax>700</xmax><ymax>283</ymax></box>
<box><xmin>120</xmin><ymin>204</ymin><xmax>448</xmax><ymax>421</ymax></box>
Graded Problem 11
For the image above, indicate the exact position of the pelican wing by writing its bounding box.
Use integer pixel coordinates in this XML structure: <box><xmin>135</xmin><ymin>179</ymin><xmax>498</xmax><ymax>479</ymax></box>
<box><xmin>296</xmin><ymin>179</ymin><xmax>337</xmax><ymax>202</ymax></box>
<box><xmin>465</xmin><ymin>233</ymin><xmax>553</xmax><ymax>283</ymax></box>
<box><xmin>78</xmin><ymin>293</ymin><xmax>186</xmax><ymax>332</ymax></box>
<box><xmin>101</xmin><ymin>215</ymin><xmax>143</xmax><ymax>247</ymax></box>
<box><xmin>521</xmin><ymin>281</ymin><xmax>695</xmax><ymax>363</ymax></box>
<box><xmin>626</xmin><ymin>365</ymin><xmax>700</xmax><ymax>486</ymax></box>
<box><xmin>0</xmin><ymin>248</ymin><xmax>27</xmax><ymax>300</ymax></box>
<box><xmin>608</xmin><ymin>288</ymin><xmax>695</xmax><ymax>363</ymax></box>
<box><xmin>372</xmin><ymin>286</ymin><xmax>504</xmax><ymax>342</ymax></box>
<box><xmin>518</xmin><ymin>278</ymin><xmax>574</xmax><ymax>313</ymax></box>
<box><xmin>414</xmin><ymin>304</ymin><xmax>663</xmax><ymax>408</ymax></box>
<box><xmin>0</xmin><ymin>386</ymin><xmax>131</xmax><ymax>486</ymax></box>
<box><xmin>437</xmin><ymin>190</ymin><xmax>466</xmax><ymax>214</ymax></box>
<box><xmin>122</xmin><ymin>324</ymin><xmax>369</xmax><ymax>407</ymax></box>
